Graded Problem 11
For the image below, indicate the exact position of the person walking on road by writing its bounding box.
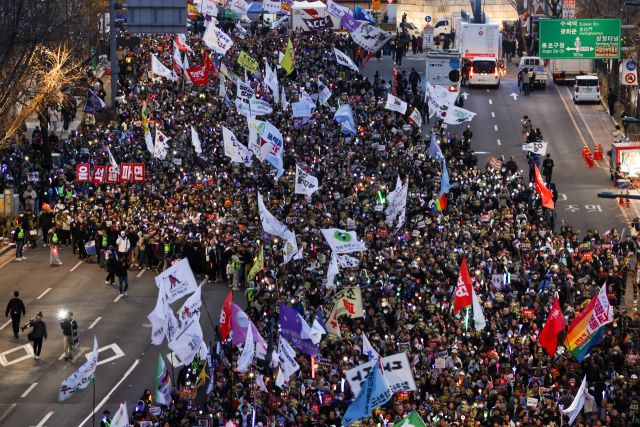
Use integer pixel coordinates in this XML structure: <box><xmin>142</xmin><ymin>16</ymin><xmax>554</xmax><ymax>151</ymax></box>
<box><xmin>60</xmin><ymin>312</ymin><xmax>77</xmax><ymax>360</ymax></box>
<box><xmin>105</xmin><ymin>246</ymin><xmax>118</xmax><ymax>286</ymax></box>
<box><xmin>543</xmin><ymin>154</ymin><xmax>554</xmax><ymax>184</ymax></box>
<box><xmin>48</xmin><ymin>225</ymin><xmax>62</xmax><ymax>266</ymax></box>
<box><xmin>409</xmin><ymin>68</ymin><xmax>422</xmax><ymax>97</ymax></box>
<box><xmin>5</xmin><ymin>291</ymin><xmax>25</xmax><ymax>339</ymax></box>
<box><xmin>116</xmin><ymin>231</ymin><xmax>130</xmax><ymax>262</ymax></box>
<box><xmin>521</xmin><ymin>67</ymin><xmax>530</xmax><ymax>96</ymax></box>
<box><xmin>27</xmin><ymin>312</ymin><xmax>47</xmax><ymax>359</ymax></box>
<box><xmin>116</xmin><ymin>258</ymin><xmax>130</xmax><ymax>297</ymax></box>
<box><xmin>13</xmin><ymin>216</ymin><xmax>26</xmax><ymax>261</ymax></box>
<box><xmin>395</xmin><ymin>38</ymin><xmax>404</xmax><ymax>67</ymax></box>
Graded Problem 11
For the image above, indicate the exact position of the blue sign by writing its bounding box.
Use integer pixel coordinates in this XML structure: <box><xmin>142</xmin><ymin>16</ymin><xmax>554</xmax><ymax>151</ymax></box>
<box><xmin>425</xmin><ymin>15</ymin><xmax>432</xmax><ymax>22</ymax></box>
<box><xmin>627</xmin><ymin>61</ymin><xmax>637</xmax><ymax>71</ymax></box>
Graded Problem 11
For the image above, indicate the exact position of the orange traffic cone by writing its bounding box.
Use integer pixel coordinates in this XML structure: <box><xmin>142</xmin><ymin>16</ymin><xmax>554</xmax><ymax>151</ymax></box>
<box><xmin>587</xmin><ymin>153</ymin><xmax>595</xmax><ymax>168</ymax></box>
<box><xmin>106</xmin><ymin>66</ymin><xmax>110</xmax><ymax>75</ymax></box>
<box><xmin>594</xmin><ymin>144</ymin><xmax>603</xmax><ymax>161</ymax></box>
<box><xmin>582</xmin><ymin>144</ymin><xmax>588</xmax><ymax>158</ymax></box>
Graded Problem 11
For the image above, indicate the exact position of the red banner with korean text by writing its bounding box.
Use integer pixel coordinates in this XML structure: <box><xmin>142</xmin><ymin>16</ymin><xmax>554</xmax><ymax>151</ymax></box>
<box><xmin>76</xmin><ymin>163</ymin><xmax>91</xmax><ymax>182</ymax></box>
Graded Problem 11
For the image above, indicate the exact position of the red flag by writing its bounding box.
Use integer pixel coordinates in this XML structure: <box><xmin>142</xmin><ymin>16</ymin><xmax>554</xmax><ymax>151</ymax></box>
<box><xmin>539</xmin><ymin>294</ymin><xmax>566</xmax><ymax>355</ymax></box>
<box><xmin>204</xmin><ymin>53</ymin><xmax>219</xmax><ymax>79</ymax></box>
<box><xmin>220</xmin><ymin>291</ymin><xmax>233</xmax><ymax>340</ymax></box>
<box><xmin>360</xmin><ymin>53</ymin><xmax>375</xmax><ymax>70</ymax></box>
<box><xmin>187</xmin><ymin>67</ymin><xmax>211</xmax><ymax>85</ymax></box>
<box><xmin>392</xmin><ymin>68</ymin><xmax>398</xmax><ymax>96</ymax></box>
<box><xmin>534</xmin><ymin>163</ymin><xmax>555</xmax><ymax>209</ymax></box>
<box><xmin>453</xmin><ymin>257</ymin><xmax>473</xmax><ymax>314</ymax></box>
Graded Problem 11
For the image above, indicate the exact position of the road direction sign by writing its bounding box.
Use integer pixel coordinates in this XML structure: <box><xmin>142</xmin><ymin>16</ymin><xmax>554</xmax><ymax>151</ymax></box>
<box><xmin>539</xmin><ymin>19</ymin><xmax>621</xmax><ymax>59</ymax></box>
<box><xmin>425</xmin><ymin>16</ymin><xmax>431</xmax><ymax>23</ymax></box>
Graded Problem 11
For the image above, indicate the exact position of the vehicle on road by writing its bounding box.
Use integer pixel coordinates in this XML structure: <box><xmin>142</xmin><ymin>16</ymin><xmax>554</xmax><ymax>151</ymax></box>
<box><xmin>468</xmin><ymin>58</ymin><xmax>500</xmax><ymax>88</ymax></box>
<box><xmin>573</xmin><ymin>75</ymin><xmax>600</xmax><ymax>104</ymax></box>
<box><xmin>518</xmin><ymin>57</ymin><xmax>547</xmax><ymax>90</ymax></box>
<box><xmin>549</xmin><ymin>59</ymin><xmax>593</xmax><ymax>84</ymax></box>
<box><xmin>454</xmin><ymin>16</ymin><xmax>502</xmax><ymax>63</ymax></box>
<box><xmin>425</xmin><ymin>49</ymin><xmax>462</xmax><ymax>93</ymax></box>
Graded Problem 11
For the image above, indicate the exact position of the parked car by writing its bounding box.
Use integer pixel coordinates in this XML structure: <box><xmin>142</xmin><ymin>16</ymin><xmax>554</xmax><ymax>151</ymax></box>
<box><xmin>573</xmin><ymin>75</ymin><xmax>600</xmax><ymax>104</ymax></box>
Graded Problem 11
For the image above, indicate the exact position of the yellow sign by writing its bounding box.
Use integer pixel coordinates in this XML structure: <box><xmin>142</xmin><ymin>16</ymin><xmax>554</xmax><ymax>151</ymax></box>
<box><xmin>373</xmin><ymin>0</ymin><xmax>380</xmax><ymax>10</ymax></box>
<box><xmin>238</xmin><ymin>51</ymin><xmax>259</xmax><ymax>73</ymax></box>
<box><xmin>247</xmin><ymin>246</ymin><xmax>263</xmax><ymax>282</ymax></box>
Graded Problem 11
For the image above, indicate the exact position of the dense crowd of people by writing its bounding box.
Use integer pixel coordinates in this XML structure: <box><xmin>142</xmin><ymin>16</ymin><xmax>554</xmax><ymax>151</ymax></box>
<box><xmin>3</xmin><ymin>20</ymin><xmax>640</xmax><ymax>427</ymax></box>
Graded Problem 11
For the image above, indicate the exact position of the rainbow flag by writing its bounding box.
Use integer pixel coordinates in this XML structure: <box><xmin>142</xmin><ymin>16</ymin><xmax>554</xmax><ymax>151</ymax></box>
<box><xmin>431</xmin><ymin>194</ymin><xmax>447</xmax><ymax>213</ymax></box>
<box><xmin>563</xmin><ymin>295</ymin><xmax>606</xmax><ymax>362</ymax></box>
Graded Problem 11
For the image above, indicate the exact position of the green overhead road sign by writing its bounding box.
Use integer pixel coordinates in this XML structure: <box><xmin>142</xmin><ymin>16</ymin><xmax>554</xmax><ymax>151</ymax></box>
<box><xmin>539</xmin><ymin>18</ymin><xmax>621</xmax><ymax>59</ymax></box>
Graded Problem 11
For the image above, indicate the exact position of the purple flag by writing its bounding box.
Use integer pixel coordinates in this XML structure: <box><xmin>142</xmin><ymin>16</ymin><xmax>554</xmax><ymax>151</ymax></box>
<box><xmin>232</xmin><ymin>303</ymin><xmax>265</xmax><ymax>347</ymax></box>
<box><xmin>341</xmin><ymin>13</ymin><xmax>361</xmax><ymax>33</ymax></box>
<box><xmin>279</xmin><ymin>303</ymin><xmax>319</xmax><ymax>356</ymax></box>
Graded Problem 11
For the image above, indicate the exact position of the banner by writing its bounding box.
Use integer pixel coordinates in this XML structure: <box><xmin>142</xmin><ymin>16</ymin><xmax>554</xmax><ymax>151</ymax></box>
<box><xmin>119</xmin><ymin>163</ymin><xmax>133</xmax><ymax>182</ymax></box>
<box><xmin>168</xmin><ymin>317</ymin><xmax>204</xmax><ymax>365</ymax></box>
<box><xmin>326</xmin><ymin>0</ymin><xmax>350</xmax><ymax>20</ymax></box>
<box><xmin>341</xmin><ymin>12</ymin><xmax>362</xmax><ymax>33</ymax></box>
<box><xmin>237</xmin><ymin>79</ymin><xmax>255</xmax><ymax>99</ymax></box>
<box><xmin>76</xmin><ymin>163</ymin><xmax>90</xmax><ymax>182</ymax></box>
<box><xmin>187</xmin><ymin>67</ymin><xmax>210</xmax><ymax>85</ymax></box>
<box><xmin>345</xmin><ymin>352</ymin><xmax>417</xmax><ymax>395</ymax></box>
<box><xmin>350</xmin><ymin>22</ymin><xmax>392</xmax><ymax>52</ymax></box>
<box><xmin>409</xmin><ymin>108</ymin><xmax>422</xmax><ymax>128</ymax></box>
<box><xmin>334</xmin><ymin>104</ymin><xmax>356</xmax><ymax>135</ymax></box>
<box><xmin>148</xmin><ymin>286</ymin><xmax>170</xmax><ymax>345</ymax></box>
<box><xmin>342</xmin><ymin>359</ymin><xmax>392</xmax><ymax>426</ymax></box>
<box><xmin>156</xmin><ymin>354</ymin><xmax>173</xmax><ymax>405</ymax></box>
<box><xmin>353</xmin><ymin>5</ymin><xmax>376</xmax><ymax>24</ymax></box>
<box><xmin>587</xmin><ymin>285</ymin><xmax>614</xmax><ymax>334</ymax></box>
<box><xmin>302</xmin><ymin>16</ymin><xmax>333</xmax><ymax>30</ymax></box>
<box><xmin>522</xmin><ymin>141</ymin><xmax>548</xmax><ymax>156</ymax></box>
<box><xmin>155</xmin><ymin>258</ymin><xmax>199</xmax><ymax>304</ymax></box>
<box><xmin>223</xmin><ymin>126</ymin><xmax>254</xmax><ymax>167</ymax></box>
<box><xmin>105</xmin><ymin>164</ymin><xmax>119</xmax><ymax>184</ymax></box>
<box><xmin>249</xmin><ymin>98</ymin><xmax>273</xmax><ymax>115</ymax></box>
<box><xmin>278</xmin><ymin>335</ymin><xmax>301</xmax><ymax>380</ymax></box>
<box><xmin>203</xmin><ymin>25</ymin><xmax>234</xmax><ymax>55</ymax></box>
<box><xmin>247</xmin><ymin>246</ymin><xmax>263</xmax><ymax>282</ymax></box>
<box><xmin>280</xmin><ymin>302</ymin><xmax>319</xmax><ymax>355</ymax></box>
<box><xmin>294</xmin><ymin>165</ymin><xmax>319</xmax><ymax>195</ymax></box>
<box><xmin>258</xmin><ymin>192</ymin><xmax>291</xmax><ymax>239</ymax></box>
<box><xmin>385</xmin><ymin>93</ymin><xmax>408</xmax><ymax>114</ymax></box>
<box><xmin>59</xmin><ymin>336</ymin><xmax>98</xmax><ymax>402</ymax></box>
<box><xmin>229</xmin><ymin>0</ymin><xmax>250</xmax><ymax>14</ymax></box>
<box><xmin>563</xmin><ymin>376</ymin><xmax>587</xmax><ymax>425</ymax></box>
<box><xmin>238</xmin><ymin>51</ymin><xmax>259</xmax><ymax>73</ymax></box>
<box><xmin>151</xmin><ymin>54</ymin><xmax>177</xmax><ymax>80</ymax></box>
<box><xmin>237</xmin><ymin>320</ymin><xmax>255</xmax><ymax>372</ymax></box>
<box><xmin>281</xmin><ymin>0</ymin><xmax>292</xmax><ymax>15</ymax></box>
<box><xmin>178</xmin><ymin>284</ymin><xmax>202</xmax><ymax>327</ymax></box>
<box><xmin>336</xmin><ymin>254</ymin><xmax>360</xmax><ymax>268</ymax></box>
<box><xmin>322</xmin><ymin>287</ymin><xmax>363</xmax><ymax>337</ymax></box>
<box><xmin>283</xmin><ymin>232</ymin><xmax>302</xmax><ymax>264</ymax></box>
<box><xmin>292</xmin><ymin>101</ymin><xmax>314</xmax><ymax>118</ymax></box>
<box><xmin>320</xmin><ymin>228</ymin><xmax>368</xmax><ymax>254</ymax></box>
<box><xmin>263</xmin><ymin>0</ymin><xmax>281</xmax><ymax>13</ymax></box>
<box><xmin>236</xmin><ymin>98</ymin><xmax>252</xmax><ymax>117</ymax></box>
<box><xmin>92</xmin><ymin>165</ymin><xmax>106</xmax><ymax>184</ymax></box>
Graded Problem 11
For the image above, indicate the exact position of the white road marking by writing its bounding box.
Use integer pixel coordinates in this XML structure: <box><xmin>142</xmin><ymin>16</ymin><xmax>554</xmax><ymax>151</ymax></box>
<box><xmin>486</xmin><ymin>89</ymin><xmax>490</xmax><ymax>92</ymax></box>
<box><xmin>70</xmin><ymin>261</ymin><xmax>83</xmax><ymax>272</ymax></box>
<box><xmin>136</xmin><ymin>269</ymin><xmax>145</xmax><ymax>278</ymax></box>
<box><xmin>0</xmin><ymin>344</ymin><xmax>34</xmax><ymax>366</ymax></box>
<box><xmin>0</xmin><ymin>403</ymin><xmax>16</xmax><ymax>421</ymax></box>
<box><xmin>494</xmin><ymin>125</ymin><xmax>498</xmax><ymax>131</ymax></box>
<box><xmin>37</xmin><ymin>288</ymin><xmax>51</xmax><ymax>299</ymax></box>
<box><xmin>88</xmin><ymin>317</ymin><xmax>102</xmax><ymax>330</ymax></box>
<box><xmin>489</xmin><ymin>99</ymin><xmax>492</xmax><ymax>104</ymax></box>
<box><xmin>21</xmin><ymin>382</ymin><xmax>38</xmax><ymax>397</ymax></box>
<box><xmin>85</xmin><ymin>343</ymin><xmax>125</xmax><ymax>366</ymax></box>
<box><xmin>0</xmin><ymin>319</ymin><xmax>11</xmax><ymax>330</ymax></box>
<box><xmin>497</xmin><ymin>139</ymin><xmax>501</xmax><ymax>145</ymax></box>
<box><xmin>491</xmin><ymin>112</ymin><xmax>495</xmax><ymax>117</ymax></box>
<box><xmin>35</xmin><ymin>411</ymin><xmax>54</xmax><ymax>427</ymax></box>
<box><xmin>113</xmin><ymin>294</ymin><xmax>122</xmax><ymax>303</ymax></box>
<box><xmin>564</xmin><ymin>86</ymin><xmax>599</xmax><ymax>151</ymax></box>
<box><xmin>77</xmin><ymin>359</ymin><xmax>140</xmax><ymax>427</ymax></box>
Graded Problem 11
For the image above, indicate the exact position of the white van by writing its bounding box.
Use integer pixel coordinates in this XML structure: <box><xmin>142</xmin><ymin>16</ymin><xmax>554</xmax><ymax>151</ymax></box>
<box><xmin>469</xmin><ymin>58</ymin><xmax>500</xmax><ymax>88</ymax></box>
<box><xmin>573</xmin><ymin>75</ymin><xmax>600</xmax><ymax>104</ymax></box>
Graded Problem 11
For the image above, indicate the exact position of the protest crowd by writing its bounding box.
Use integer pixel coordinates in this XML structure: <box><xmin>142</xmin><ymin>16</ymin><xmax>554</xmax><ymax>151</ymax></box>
<box><xmin>3</xmin><ymin>15</ymin><xmax>640</xmax><ymax>427</ymax></box>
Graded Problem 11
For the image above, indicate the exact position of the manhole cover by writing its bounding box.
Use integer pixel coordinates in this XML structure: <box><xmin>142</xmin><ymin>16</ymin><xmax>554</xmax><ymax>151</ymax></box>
<box><xmin>142</xmin><ymin>323</ymin><xmax>152</xmax><ymax>327</ymax></box>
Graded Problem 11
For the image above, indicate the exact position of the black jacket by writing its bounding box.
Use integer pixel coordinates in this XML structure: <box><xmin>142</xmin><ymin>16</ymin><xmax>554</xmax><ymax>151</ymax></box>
<box><xmin>60</xmin><ymin>318</ymin><xmax>77</xmax><ymax>336</ymax></box>
<box><xmin>30</xmin><ymin>319</ymin><xmax>47</xmax><ymax>339</ymax></box>
<box><xmin>5</xmin><ymin>297</ymin><xmax>25</xmax><ymax>317</ymax></box>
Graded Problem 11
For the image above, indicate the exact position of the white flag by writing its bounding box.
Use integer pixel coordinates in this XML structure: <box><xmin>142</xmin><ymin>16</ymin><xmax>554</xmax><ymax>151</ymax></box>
<box><xmin>222</xmin><ymin>126</ymin><xmax>253</xmax><ymax>167</ymax></box>
<box><xmin>294</xmin><ymin>165</ymin><xmax>319</xmax><ymax>196</ymax></box>
<box><xmin>471</xmin><ymin>287</ymin><xmax>486</xmax><ymax>331</ymax></box>
<box><xmin>283</xmin><ymin>232</ymin><xmax>302</xmax><ymax>264</ymax></box>
<box><xmin>362</xmin><ymin>332</ymin><xmax>380</xmax><ymax>360</ymax></box>
<box><xmin>563</xmin><ymin>376</ymin><xmax>587</xmax><ymax>425</ymax></box>
<box><xmin>258</xmin><ymin>192</ymin><xmax>292</xmax><ymax>239</ymax></box>
<box><xmin>177</xmin><ymin>284</ymin><xmax>202</xmax><ymax>328</ymax></box>
<box><xmin>265</xmin><ymin>61</ymin><xmax>279</xmax><ymax>94</ymax></box>
<box><xmin>148</xmin><ymin>284</ymin><xmax>170</xmax><ymax>345</ymax></box>
<box><xmin>154</xmin><ymin>129</ymin><xmax>170</xmax><ymax>160</ymax></box>
<box><xmin>275</xmin><ymin>367</ymin><xmax>285</xmax><ymax>388</ymax></box>
<box><xmin>385</xmin><ymin>93</ymin><xmax>408</xmax><ymax>114</ymax></box>
<box><xmin>237</xmin><ymin>320</ymin><xmax>255</xmax><ymax>373</ymax></box>
<box><xmin>318</xmin><ymin>78</ymin><xmax>332</xmax><ymax>105</ymax></box>
<box><xmin>336</xmin><ymin>254</ymin><xmax>360</xmax><ymax>268</ymax></box>
<box><xmin>106</xmin><ymin>146</ymin><xmax>119</xmax><ymax>172</ymax></box>
<box><xmin>278</xmin><ymin>335</ymin><xmax>300</xmax><ymax>380</ymax></box>
<box><xmin>203</xmin><ymin>25</ymin><xmax>234</xmax><ymax>55</ymax></box>
<box><xmin>237</xmin><ymin>79</ymin><xmax>255</xmax><ymax>99</ymax></box>
<box><xmin>229</xmin><ymin>0</ymin><xmax>250</xmax><ymax>14</ymax></box>
<box><xmin>409</xmin><ymin>108</ymin><xmax>422</xmax><ymax>128</ymax></box>
<box><xmin>321</xmin><ymin>228</ymin><xmax>368</xmax><ymax>254</ymax></box>
<box><xmin>155</xmin><ymin>258</ymin><xmax>199</xmax><ymax>304</ymax></box>
<box><xmin>333</xmin><ymin>47</ymin><xmax>360</xmax><ymax>73</ymax></box>
<box><xmin>256</xmin><ymin>372</ymin><xmax>268</xmax><ymax>391</ymax></box>
<box><xmin>587</xmin><ymin>285</ymin><xmax>614</xmax><ymax>334</ymax></box>
<box><xmin>156</xmin><ymin>354</ymin><xmax>173</xmax><ymax>405</ymax></box>
<box><xmin>59</xmin><ymin>336</ymin><xmax>98</xmax><ymax>402</ymax></box>
<box><xmin>309</xmin><ymin>308</ymin><xmax>327</xmax><ymax>344</ymax></box>
<box><xmin>183</xmin><ymin>53</ymin><xmax>192</xmax><ymax>84</ymax></box>
<box><xmin>145</xmin><ymin>131</ymin><xmax>154</xmax><ymax>155</ymax></box>
<box><xmin>191</xmin><ymin>126</ymin><xmax>202</xmax><ymax>153</ymax></box>
<box><xmin>151</xmin><ymin>54</ymin><xmax>176</xmax><ymax>80</ymax></box>
<box><xmin>326</xmin><ymin>251</ymin><xmax>340</xmax><ymax>290</ymax></box>
<box><xmin>173</xmin><ymin>41</ymin><xmax>184</xmax><ymax>72</ymax></box>
<box><xmin>168</xmin><ymin>317</ymin><xmax>204</xmax><ymax>365</ymax></box>
<box><xmin>111</xmin><ymin>402</ymin><xmax>129</xmax><ymax>427</ymax></box>
<box><xmin>281</xmin><ymin>86</ymin><xmax>289</xmax><ymax>110</ymax></box>
<box><xmin>236</xmin><ymin>98</ymin><xmax>252</xmax><ymax>118</ymax></box>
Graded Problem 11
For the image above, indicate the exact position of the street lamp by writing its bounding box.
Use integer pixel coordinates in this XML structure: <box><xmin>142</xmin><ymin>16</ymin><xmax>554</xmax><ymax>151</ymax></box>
<box><xmin>598</xmin><ymin>191</ymin><xmax>640</xmax><ymax>200</ymax></box>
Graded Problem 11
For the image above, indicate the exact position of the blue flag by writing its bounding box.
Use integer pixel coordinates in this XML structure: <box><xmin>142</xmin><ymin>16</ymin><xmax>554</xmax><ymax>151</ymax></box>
<box><xmin>334</xmin><ymin>104</ymin><xmax>356</xmax><ymax>135</ymax></box>
<box><xmin>342</xmin><ymin>358</ymin><xmax>392</xmax><ymax>426</ymax></box>
<box><xmin>428</xmin><ymin>132</ymin><xmax>444</xmax><ymax>161</ymax></box>
<box><xmin>353</xmin><ymin>5</ymin><xmax>376</xmax><ymax>25</ymax></box>
<box><xmin>440</xmin><ymin>160</ymin><xmax>452</xmax><ymax>196</ymax></box>
<box><xmin>214</xmin><ymin>52</ymin><xmax>221</xmax><ymax>70</ymax></box>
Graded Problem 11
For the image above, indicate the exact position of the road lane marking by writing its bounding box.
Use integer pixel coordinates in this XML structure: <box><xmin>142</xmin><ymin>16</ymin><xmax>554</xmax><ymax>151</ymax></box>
<box><xmin>494</xmin><ymin>125</ymin><xmax>498</xmax><ymax>131</ymax></box>
<box><xmin>489</xmin><ymin>99</ymin><xmax>492</xmax><ymax>104</ymax></box>
<box><xmin>70</xmin><ymin>261</ymin><xmax>83</xmax><ymax>272</ymax></box>
<box><xmin>0</xmin><ymin>319</ymin><xmax>11</xmax><ymax>330</ymax></box>
<box><xmin>0</xmin><ymin>255</ymin><xmax>16</xmax><ymax>270</ymax></box>
<box><xmin>497</xmin><ymin>139</ymin><xmax>501</xmax><ymax>145</ymax></box>
<box><xmin>0</xmin><ymin>344</ymin><xmax>34</xmax><ymax>366</ymax></box>
<box><xmin>86</xmin><ymin>343</ymin><xmax>125</xmax><ymax>365</ymax></box>
<box><xmin>37</xmin><ymin>288</ymin><xmax>51</xmax><ymax>299</ymax></box>
<box><xmin>21</xmin><ymin>383</ymin><xmax>38</xmax><ymax>397</ymax></box>
<box><xmin>0</xmin><ymin>404</ymin><xmax>16</xmax><ymax>421</ymax></box>
<box><xmin>564</xmin><ymin>86</ymin><xmax>600</xmax><ymax>165</ymax></box>
<box><xmin>491</xmin><ymin>112</ymin><xmax>495</xmax><ymax>117</ymax></box>
<box><xmin>486</xmin><ymin>89</ymin><xmax>490</xmax><ymax>92</ymax></box>
<box><xmin>88</xmin><ymin>317</ymin><xmax>102</xmax><ymax>330</ymax></box>
<box><xmin>77</xmin><ymin>359</ymin><xmax>140</xmax><ymax>427</ymax></box>
<box><xmin>554</xmin><ymin>83</ymin><xmax>590</xmax><ymax>155</ymax></box>
<box><xmin>136</xmin><ymin>269</ymin><xmax>145</xmax><ymax>278</ymax></box>
<box><xmin>113</xmin><ymin>294</ymin><xmax>122</xmax><ymax>302</ymax></box>
<box><xmin>35</xmin><ymin>411</ymin><xmax>54</xmax><ymax>427</ymax></box>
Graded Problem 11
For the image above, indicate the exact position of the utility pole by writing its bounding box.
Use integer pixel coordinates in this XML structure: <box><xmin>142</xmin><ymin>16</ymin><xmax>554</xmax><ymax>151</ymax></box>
<box><xmin>109</xmin><ymin>0</ymin><xmax>121</xmax><ymax>109</ymax></box>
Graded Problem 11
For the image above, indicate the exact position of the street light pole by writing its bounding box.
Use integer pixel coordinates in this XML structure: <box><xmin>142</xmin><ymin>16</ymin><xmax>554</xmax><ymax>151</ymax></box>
<box><xmin>109</xmin><ymin>0</ymin><xmax>121</xmax><ymax>110</ymax></box>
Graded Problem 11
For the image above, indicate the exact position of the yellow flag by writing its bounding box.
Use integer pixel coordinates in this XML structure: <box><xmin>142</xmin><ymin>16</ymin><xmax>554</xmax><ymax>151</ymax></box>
<box><xmin>280</xmin><ymin>38</ymin><xmax>294</xmax><ymax>75</ymax></box>
<box><xmin>248</xmin><ymin>246</ymin><xmax>264</xmax><ymax>282</ymax></box>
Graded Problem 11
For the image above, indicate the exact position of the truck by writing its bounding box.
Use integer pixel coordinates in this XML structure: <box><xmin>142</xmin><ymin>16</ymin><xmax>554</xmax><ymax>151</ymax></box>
<box><xmin>518</xmin><ymin>57</ymin><xmax>547</xmax><ymax>90</ymax></box>
<box><xmin>432</xmin><ymin>12</ymin><xmax>462</xmax><ymax>39</ymax></box>
<box><xmin>425</xmin><ymin>49</ymin><xmax>462</xmax><ymax>92</ymax></box>
<box><xmin>549</xmin><ymin>59</ymin><xmax>593</xmax><ymax>84</ymax></box>
<box><xmin>453</xmin><ymin>16</ymin><xmax>502</xmax><ymax>62</ymax></box>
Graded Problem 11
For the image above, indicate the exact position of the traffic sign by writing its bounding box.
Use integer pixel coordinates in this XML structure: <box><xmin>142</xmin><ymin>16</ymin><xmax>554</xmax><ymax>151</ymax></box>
<box><xmin>425</xmin><ymin>15</ymin><xmax>431</xmax><ymax>23</ymax></box>
<box><xmin>623</xmin><ymin>60</ymin><xmax>638</xmax><ymax>86</ymax></box>
<box><xmin>539</xmin><ymin>19</ymin><xmax>621</xmax><ymax>59</ymax></box>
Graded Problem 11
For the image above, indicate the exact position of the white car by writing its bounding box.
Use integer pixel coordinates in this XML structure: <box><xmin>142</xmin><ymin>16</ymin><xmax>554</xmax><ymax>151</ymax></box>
<box><xmin>573</xmin><ymin>75</ymin><xmax>600</xmax><ymax>104</ymax></box>
<box><xmin>468</xmin><ymin>58</ymin><xmax>500</xmax><ymax>88</ymax></box>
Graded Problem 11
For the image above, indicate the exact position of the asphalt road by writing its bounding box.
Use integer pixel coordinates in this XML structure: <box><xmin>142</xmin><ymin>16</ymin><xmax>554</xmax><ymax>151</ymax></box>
<box><xmin>0</xmin><ymin>51</ymin><xmax>632</xmax><ymax>427</ymax></box>
<box><xmin>0</xmin><ymin>245</ymin><xmax>240</xmax><ymax>427</ymax></box>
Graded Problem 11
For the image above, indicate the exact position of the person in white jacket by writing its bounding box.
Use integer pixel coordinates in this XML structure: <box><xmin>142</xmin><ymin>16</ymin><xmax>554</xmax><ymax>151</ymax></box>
<box><xmin>116</xmin><ymin>231</ymin><xmax>130</xmax><ymax>262</ymax></box>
